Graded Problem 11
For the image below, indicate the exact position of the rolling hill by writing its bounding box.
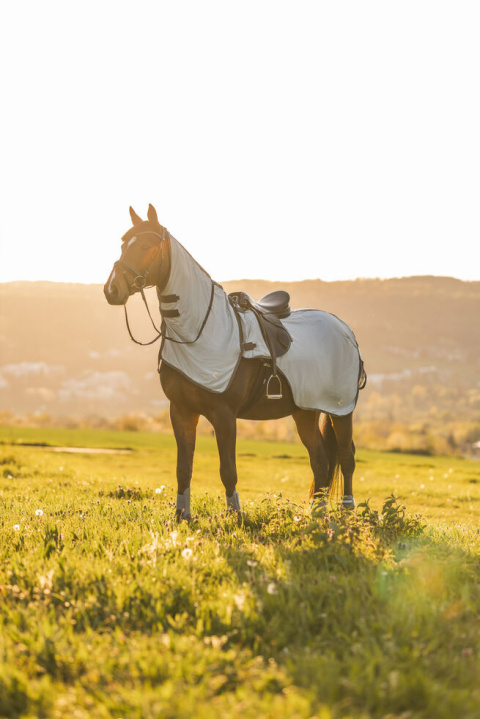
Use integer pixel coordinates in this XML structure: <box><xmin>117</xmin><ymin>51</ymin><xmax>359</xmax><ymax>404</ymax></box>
<box><xmin>0</xmin><ymin>277</ymin><xmax>479</xmax><ymax>425</ymax></box>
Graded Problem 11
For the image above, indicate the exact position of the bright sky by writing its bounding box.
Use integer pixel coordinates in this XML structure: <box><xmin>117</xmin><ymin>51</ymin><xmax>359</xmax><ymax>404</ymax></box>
<box><xmin>1</xmin><ymin>1</ymin><xmax>479</xmax><ymax>284</ymax></box>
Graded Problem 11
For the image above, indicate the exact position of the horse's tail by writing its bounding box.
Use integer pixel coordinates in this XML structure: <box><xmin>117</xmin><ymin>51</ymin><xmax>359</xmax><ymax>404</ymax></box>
<box><xmin>309</xmin><ymin>413</ymin><xmax>342</xmax><ymax>500</ymax></box>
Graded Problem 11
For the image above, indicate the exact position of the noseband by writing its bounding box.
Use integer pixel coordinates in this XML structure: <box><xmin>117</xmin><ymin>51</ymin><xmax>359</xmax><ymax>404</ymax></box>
<box><xmin>115</xmin><ymin>229</ymin><xmax>169</xmax><ymax>291</ymax></box>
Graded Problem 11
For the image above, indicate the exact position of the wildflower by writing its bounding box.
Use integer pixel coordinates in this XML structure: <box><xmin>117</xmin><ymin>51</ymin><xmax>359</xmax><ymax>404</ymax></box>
<box><xmin>155</xmin><ymin>486</ymin><xmax>165</xmax><ymax>494</ymax></box>
<box><xmin>267</xmin><ymin>582</ymin><xmax>277</xmax><ymax>595</ymax></box>
<box><xmin>293</xmin><ymin>515</ymin><xmax>301</xmax><ymax>522</ymax></box>
<box><xmin>35</xmin><ymin>509</ymin><xmax>43</xmax><ymax>517</ymax></box>
<box><xmin>233</xmin><ymin>591</ymin><xmax>246</xmax><ymax>610</ymax></box>
<box><xmin>181</xmin><ymin>547</ymin><xmax>193</xmax><ymax>560</ymax></box>
<box><xmin>38</xmin><ymin>569</ymin><xmax>54</xmax><ymax>593</ymax></box>
<box><xmin>13</xmin><ymin>524</ymin><xmax>20</xmax><ymax>531</ymax></box>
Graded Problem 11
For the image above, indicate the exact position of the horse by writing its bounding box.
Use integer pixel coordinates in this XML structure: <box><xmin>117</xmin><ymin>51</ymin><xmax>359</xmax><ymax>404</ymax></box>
<box><xmin>104</xmin><ymin>204</ymin><xmax>366</xmax><ymax>520</ymax></box>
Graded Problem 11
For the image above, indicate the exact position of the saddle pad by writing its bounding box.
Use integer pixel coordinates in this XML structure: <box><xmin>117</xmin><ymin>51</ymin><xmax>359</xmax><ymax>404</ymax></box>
<box><xmin>277</xmin><ymin>310</ymin><xmax>363</xmax><ymax>415</ymax></box>
<box><xmin>239</xmin><ymin>308</ymin><xmax>362</xmax><ymax>415</ymax></box>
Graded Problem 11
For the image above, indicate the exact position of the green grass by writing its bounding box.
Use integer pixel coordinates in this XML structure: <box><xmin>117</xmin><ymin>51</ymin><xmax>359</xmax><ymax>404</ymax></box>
<box><xmin>1</xmin><ymin>426</ymin><xmax>480</xmax><ymax>718</ymax></box>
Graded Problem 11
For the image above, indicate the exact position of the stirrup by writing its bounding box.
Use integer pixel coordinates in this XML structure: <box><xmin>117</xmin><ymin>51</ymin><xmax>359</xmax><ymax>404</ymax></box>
<box><xmin>266</xmin><ymin>373</ymin><xmax>282</xmax><ymax>400</ymax></box>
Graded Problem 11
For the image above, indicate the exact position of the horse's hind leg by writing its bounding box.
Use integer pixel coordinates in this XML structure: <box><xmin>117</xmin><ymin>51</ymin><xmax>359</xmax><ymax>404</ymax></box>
<box><xmin>170</xmin><ymin>402</ymin><xmax>199</xmax><ymax>520</ymax></box>
<box><xmin>330</xmin><ymin>412</ymin><xmax>356</xmax><ymax>509</ymax></box>
<box><xmin>293</xmin><ymin>410</ymin><xmax>330</xmax><ymax>504</ymax></box>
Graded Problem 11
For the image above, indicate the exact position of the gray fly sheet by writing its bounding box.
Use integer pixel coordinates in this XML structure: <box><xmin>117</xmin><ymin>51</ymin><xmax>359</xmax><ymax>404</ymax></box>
<box><xmin>159</xmin><ymin>236</ymin><xmax>364</xmax><ymax>416</ymax></box>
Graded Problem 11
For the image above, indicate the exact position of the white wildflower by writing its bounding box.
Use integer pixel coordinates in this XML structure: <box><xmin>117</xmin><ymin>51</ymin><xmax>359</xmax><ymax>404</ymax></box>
<box><xmin>13</xmin><ymin>524</ymin><xmax>20</xmax><ymax>531</ymax></box>
<box><xmin>181</xmin><ymin>547</ymin><xmax>193</xmax><ymax>560</ymax></box>
<box><xmin>35</xmin><ymin>509</ymin><xmax>43</xmax><ymax>517</ymax></box>
<box><xmin>38</xmin><ymin>569</ymin><xmax>54</xmax><ymax>594</ymax></box>
<box><xmin>233</xmin><ymin>591</ymin><xmax>247</xmax><ymax>610</ymax></box>
<box><xmin>267</xmin><ymin>582</ymin><xmax>277</xmax><ymax>595</ymax></box>
<box><xmin>139</xmin><ymin>530</ymin><xmax>161</xmax><ymax>567</ymax></box>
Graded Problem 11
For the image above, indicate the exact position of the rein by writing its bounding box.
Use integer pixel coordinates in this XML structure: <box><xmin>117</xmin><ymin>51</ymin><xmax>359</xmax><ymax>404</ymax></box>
<box><xmin>119</xmin><ymin>230</ymin><xmax>216</xmax><ymax>348</ymax></box>
<box><xmin>117</xmin><ymin>229</ymin><xmax>166</xmax><ymax>346</ymax></box>
<box><xmin>123</xmin><ymin>290</ymin><xmax>163</xmax><ymax>346</ymax></box>
<box><xmin>123</xmin><ymin>283</ymin><xmax>217</xmax><ymax>348</ymax></box>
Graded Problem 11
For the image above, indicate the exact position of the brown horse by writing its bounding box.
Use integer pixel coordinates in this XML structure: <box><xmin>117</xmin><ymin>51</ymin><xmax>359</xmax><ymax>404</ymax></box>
<box><xmin>104</xmin><ymin>204</ymin><xmax>365</xmax><ymax>519</ymax></box>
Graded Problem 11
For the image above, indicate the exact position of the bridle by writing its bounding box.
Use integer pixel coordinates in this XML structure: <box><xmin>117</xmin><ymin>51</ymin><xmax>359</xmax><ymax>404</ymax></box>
<box><xmin>115</xmin><ymin>228</ymin><xmax>169</xmax><ymax>292</ymax></box>
<box><xmin>116</xmin><ymin>228</ymin><xmax>169</xmax><ymax>346</ymax></box>
<box><xmin>115</xmin><ymin>227</ymin><xmax>216</xmax><ymax>350</ymax></box>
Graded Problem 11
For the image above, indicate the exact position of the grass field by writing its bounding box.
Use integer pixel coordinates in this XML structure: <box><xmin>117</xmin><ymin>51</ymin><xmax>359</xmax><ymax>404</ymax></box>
<box><xmin>1</xmin><ymin>425</ymin><xmax>479</xmax><ymax>718</ymax></box>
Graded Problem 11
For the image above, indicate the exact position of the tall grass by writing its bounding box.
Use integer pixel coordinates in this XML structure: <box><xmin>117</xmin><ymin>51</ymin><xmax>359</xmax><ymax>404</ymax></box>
<box><xmin>1</xmin><ymin>427</ymin><xmax>479</xmax><ymax>718</ymax></box>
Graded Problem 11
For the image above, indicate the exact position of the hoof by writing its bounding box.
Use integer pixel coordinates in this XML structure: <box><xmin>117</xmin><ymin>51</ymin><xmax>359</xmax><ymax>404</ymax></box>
<box><xmin>226</xmin><ymin>490</ymin><xmax>241</xmax><ymax>512</ymax></box>
<box><xmin>342</xmin><ymin>495</ymin><xmax>355</xmax><ymax>510</ymax></box>
<box><xmin>176</xmin><ymin>488</ymin><xmax>191</xmax><ymax>522</ymax></box>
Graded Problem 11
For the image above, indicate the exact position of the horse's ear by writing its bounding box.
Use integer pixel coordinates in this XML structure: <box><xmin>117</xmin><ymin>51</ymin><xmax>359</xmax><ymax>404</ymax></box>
<box><xmin>147</xmin><ymin>204</ymin><xmax>159</xmax><ymax>224</ymax></box>
<box><xmin>129</xmin><ymin>207</ymin><xmax>143</xmax><ymax>226</ymax></box>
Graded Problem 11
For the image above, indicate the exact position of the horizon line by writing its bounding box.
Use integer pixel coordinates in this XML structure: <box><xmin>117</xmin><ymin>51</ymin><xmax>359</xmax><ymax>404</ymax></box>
<box><xmin>1</xmin><ymin>274</ymin><xmax>479</xmax><ymax>286</ymax></box>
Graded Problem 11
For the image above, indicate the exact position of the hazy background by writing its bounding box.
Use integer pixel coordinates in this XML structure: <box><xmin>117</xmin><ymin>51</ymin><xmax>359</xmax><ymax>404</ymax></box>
<box><xmin>1</xmin><ymin>277</ymin><xmax>479</xmax><ymax>456</ymax></box>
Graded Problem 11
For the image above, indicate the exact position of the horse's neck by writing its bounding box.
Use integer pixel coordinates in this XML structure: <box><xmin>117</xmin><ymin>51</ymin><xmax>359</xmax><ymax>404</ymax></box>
<box><xmin>158</xmin><ymin>237</ymin><xmax>215</xmax><ymax>342</ymax></box>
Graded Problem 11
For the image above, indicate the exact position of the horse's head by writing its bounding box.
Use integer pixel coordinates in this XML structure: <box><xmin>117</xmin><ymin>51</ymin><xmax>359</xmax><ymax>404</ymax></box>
<box><xmin>104</xmin><ymin>204</ymin><xmax>171</xmax><ymax>305</ymax></box>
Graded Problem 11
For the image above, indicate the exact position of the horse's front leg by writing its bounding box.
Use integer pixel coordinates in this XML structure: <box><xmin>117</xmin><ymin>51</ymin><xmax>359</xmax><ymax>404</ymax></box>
<box><xmin>170</xmin><ymin>402</ymin><xmax>199</xmax><ymax>520</ymax></box>
<box><xmin>208</xmin><ymin>409</ymin><xmax>241</xmax><ymax>514</ymax></box>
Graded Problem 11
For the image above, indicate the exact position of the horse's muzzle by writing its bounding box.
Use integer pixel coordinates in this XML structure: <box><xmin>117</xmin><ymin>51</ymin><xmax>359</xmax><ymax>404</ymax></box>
<box><xmin>104</xmin><ymin>277</ymin><xmax>128</xmax><ymax>305</ymax></box>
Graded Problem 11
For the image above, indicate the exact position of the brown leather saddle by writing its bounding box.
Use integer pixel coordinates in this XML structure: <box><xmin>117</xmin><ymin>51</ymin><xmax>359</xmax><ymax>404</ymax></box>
<box><xmin>228</xmin><ymin>290</ymin><xmax>293</xmax><ymax>398</ymax></box>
